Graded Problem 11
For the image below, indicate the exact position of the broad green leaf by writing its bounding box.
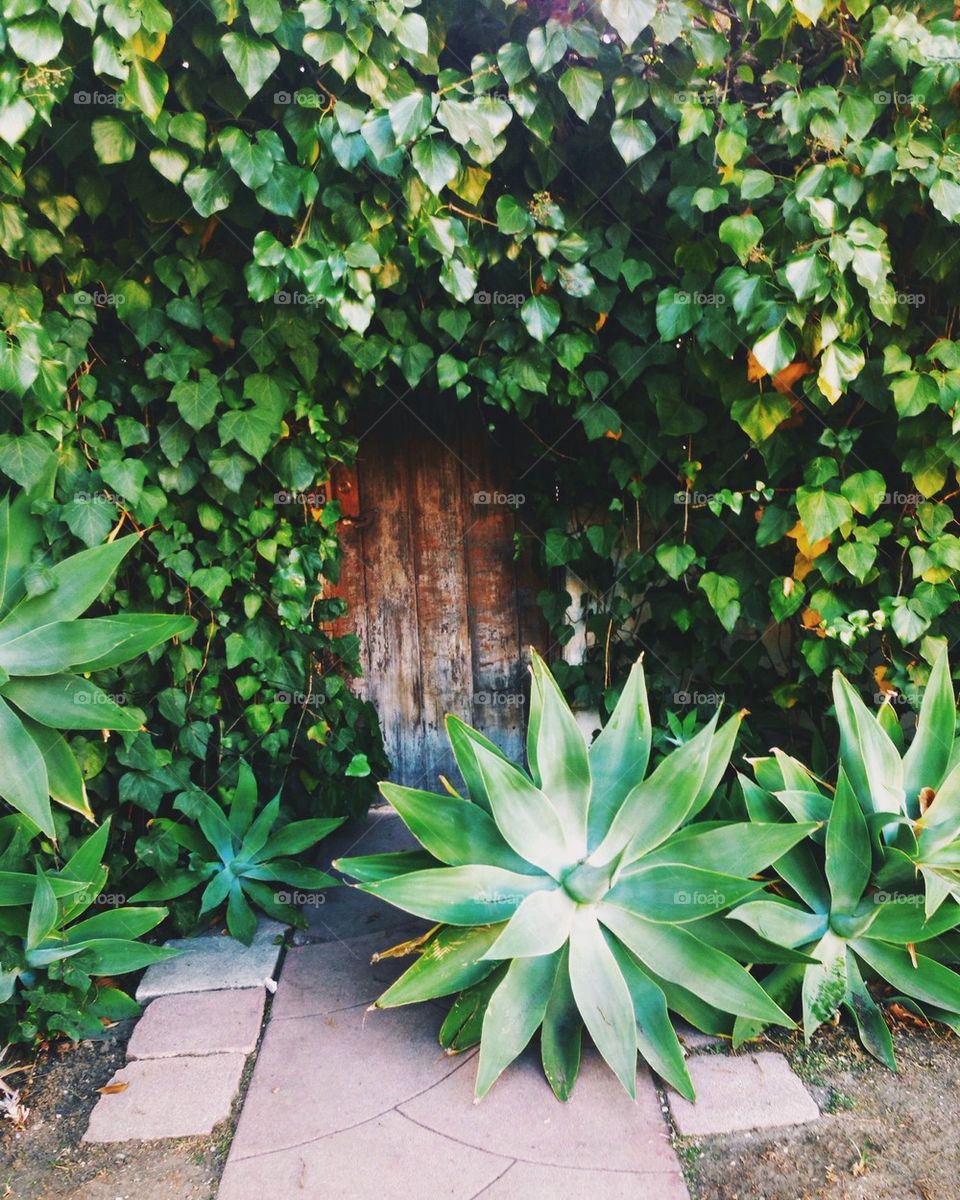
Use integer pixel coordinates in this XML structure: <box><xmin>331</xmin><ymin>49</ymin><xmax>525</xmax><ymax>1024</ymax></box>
<box><xmin>358</xmin><ymin>865</ymin><xmax>551</xmax><ymax>925</ymax></box>
<box><xmin>122</xmin><ymin>57</ymin><xmax>168</xmax><ymax>122</ymax></box>
<box><xmin>795</xmin><ymin>485</ymin><xmax>852</xmax><ymax>543</ymax></box>
<box><xmin>568</xmin><ymin>908</ymin><xmax>637</xmax><ymax>1098</ymax></box>
<box><xmin>751</xmin><ymin>326</ymin><xmax>796</xmax><ymax>377</ymax></box>
<box><xmin>600</xmin><ymin>0</ymin><xmax>656</xmax><ymax>45</ymax></box>
<box><xmin>222</xmin><ymin>32</ymin><xmax>280</xmax><ymax>99</ymax></box>
<box><xmin>520</xmin><ymin>295</ymin><xmax>560</xmax><ymax>343</ymax></box>
<box><xmin>611</xmin><ymin>117</ymin><xmax>655</xmax><ymax>164</ymax></box>
<box><xmin>718</xmin><ymin>214</ymin><xmax>763</xmax><ymax>265</ymax></box>
<box><xmin>648</xmin><ymin>821</ymin><xmax>818</xmax><ymax>877</ymax></box>
<box><xmin>558</xmin><ymin>68</ymin><xmax>603</xmax><ymax>123</ymax></box>
<box><xmin>698</xmin><ymin>572</ymin><xmax>740</xmax><ymax>633</ymax></box>
<box><xmin>852</xmin><ymin>938</ymin><xmax>960</xmax><ymax>1013</ymax></box>
<box><xmin>411</xmin><ymin>138</ymin><xmax>459</xmax><ymax>194</ymax></box>
<box><xmin>379</xmin><ymin>781</ymin><xmax>532</xmax><ymax>873</ymax></box>
<box><xmin>9</xmin><ymin>13</ymin><xmax>63</xmax><ymax>65</ymax></box>
<box><xmin>801</xmin><ymin>930</ymin><xmax>848</xmax><ymax>1038</ymax></box>
<box><xmin>0</xmin><ymin>695</ymin><xmax>52</xmax><ymax>832</ymax></box>
<box><xmin>587</xmin><ymin>657</ymin><xmax>651</xmax><ymax>847</ymax></box>
<box><xmin>91</xmin><ymin>118</ymin><xmax>136</xmax><ymax>164</ymax></box>
<box><xmin>484</xmin><ymin>886</ymin><xmax>575</xmax><ymax>958</ymax></box>
<box><xmin>377</xmin><ymin>924</ymin><xmax>504</xmax><ymax>1006</ymax></box>
<box><xmin>475</xmin><ymin>950</ymin><xmax>561</xmax><ymax>1098</ymax></box>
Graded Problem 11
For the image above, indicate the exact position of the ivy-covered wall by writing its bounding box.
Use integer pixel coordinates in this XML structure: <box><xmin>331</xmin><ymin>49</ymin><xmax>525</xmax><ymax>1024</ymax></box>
<box><xmin>1</xmin><ymin>0</ymin><xmax>960</xmax><ymax>875</ymax></box>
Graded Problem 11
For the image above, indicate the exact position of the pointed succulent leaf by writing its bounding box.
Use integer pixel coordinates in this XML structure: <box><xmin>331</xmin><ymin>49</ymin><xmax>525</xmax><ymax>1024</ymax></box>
<box><xmin>475</xmin><ymin>950</ymin><xmax>561</xmax><ymax>1099</ymax></box>
<box><xmin>729</xmin><ymin>899</ymin><xmax>828</xmax><ymax>949</ymax></box>
<box><xmin>598</xmin><ymin>904</ymin><xmax>793</xmax><ymax>1026</ymax></box>
<box><xmin>377</xmin><ymin>924</ymin><xmax>504</xmax><ymax>1007</ymax></box>
<box><xmin>358</xmin><ymin>865</ymin><xmax>552</xmax><ymax>925</ymax></box>
<box><xmin>568</xmin><ymin>908</ymin><xmax>638</xmax><ymax>1098</ymax></box>
<box><xmin>647</xmin><ymin>820</ymin><xmax>819</xmax><ymax>876</ymax></box>
<box><xmin>904</xmin><ymin>648</ymin><xmax>955</xmax><ymax>804</ymax></box>
<box><xmin>825</xmin><ymin>769</ymin><xmax>872</xmax><ymax>914</ymax></box>
<box><xmin>586</xmin><ymin>656</ymin><xmax>651</xmax><ymax>846</ymax></box>
<box><xmin>540</xmin><ymin>944</ymin><xmax>582</xmax><ymax>1102</ymax></box>
<box><xmin>592</xmin><ymin>710</ymin><xmax>719</xmax><ymax>866</ymax></box>
<box><xmin>472</xmin><ymin>740</ymin><xmax>576</xmax><ymax>878</ymax></box>
<box><xmin>608</xmin><ymin>938</ymin><xmax>694</xmax><ymax>1100</ymax></box>
<box><xmin>445</xmin><ymin>714</ymin><xmax>511</xmax><ymax>812</ymax></box>
<box><xmin>607</xmin><ymin>864</ymin><xmax>763</xmax><ymax>923</ymax></box>
<box><xmin>526</xmin><ymin>649</ymin><xmax>591</xmax><ymax>853</ymax></box>
<box><xmin>380</xmin><ymin>780</ymin><xmax>535</xmax><ymax>873</ymax></box>
<box><xmin>0</xmin><ymin>694</ymin><xmax>52</xmax><ymax>833</ymax></box>
<box><xmin>832</xmin><ymin>669</ymin><xmax>904</xmax><ymax>814</ymax></box>
<box><xmin>852</xmin><ymin>937</ymin><xmax>960</xmax><ymax>1013</ymax></box>
<box><xmin>483</xmin><ymin>886</ymin><xmax>576</xmax><ymax>959</ymax></box>
<box><xmin>843</xmin><ymin>953</ymin><xmax>897</xmax><ymax>1068</ymax></box>
<box><xmin>333</xmin><ymin>850</ymin><xmax>439</xmax><ymax>882</ymax></box>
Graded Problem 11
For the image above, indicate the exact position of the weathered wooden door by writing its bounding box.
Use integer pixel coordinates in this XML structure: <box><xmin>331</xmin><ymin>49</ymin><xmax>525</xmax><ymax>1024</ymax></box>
<box><xmin>330</xmin><ymin>405</ymin><xmax>544</xmax><ymax>790</ymax></box>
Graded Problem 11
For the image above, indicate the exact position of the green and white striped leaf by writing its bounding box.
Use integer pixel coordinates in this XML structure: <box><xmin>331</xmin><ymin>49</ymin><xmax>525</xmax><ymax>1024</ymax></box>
<box><xmin>540</xmin><ymin>945</ymin><xmax>582</xmax><ymax>1102</ymax></box>
<box><xmin>526</xmin><ymin>649</ymin><xmax>591</xmax><ymax>853</ymax></box>
<box><xmin>607</xmin><ymin>864</ymin><xmax>763</xmax><ymax>923</ymax></box>
<box><xmin>825</xmin><ymin>770</ymin><xmax>871</xmax><ymax>914</ymax></box>
<box><xmin>832</xmin><ymin>669</ymin><xmax>904</xmax><ymax>815</ymax></box>
<box><xmin>729</xmin><ymin>899</ymin><xmax>827</xmax><ymax>949</ymax></box>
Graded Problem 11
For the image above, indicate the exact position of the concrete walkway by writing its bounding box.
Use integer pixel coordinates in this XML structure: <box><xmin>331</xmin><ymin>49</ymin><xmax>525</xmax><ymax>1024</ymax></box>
<box><xmin>84</xmin><ymin>811</ymin><xmax>822</xmax><ymax>1198</ymax></box>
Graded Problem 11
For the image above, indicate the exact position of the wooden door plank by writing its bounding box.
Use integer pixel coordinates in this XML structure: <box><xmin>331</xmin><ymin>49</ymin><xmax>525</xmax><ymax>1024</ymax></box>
<box><xmin>354</xmin><ymin>417</ymin><xmax>423</xmax><ymax>786</ymax></box>
<box><xmin>462</xmin><ymin>421</ymin><xmax>528</xmax><ymax>766</ymax></box>
<box><xmin>405</xmin><ymin>410</ymin><xmax>473</xmax><ymax>789</ymax></box>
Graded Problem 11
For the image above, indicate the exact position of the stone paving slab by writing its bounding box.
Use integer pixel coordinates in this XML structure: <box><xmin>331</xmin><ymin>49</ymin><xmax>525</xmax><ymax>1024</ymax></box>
<box><xmin>270</xmin><ymin>928</ymin><xmax>423</xmax><ymax>1020</ymax></box>
<box><xmin>668</xmin><ymin>1050</ymin><xmax>820</xmax><ymax>1136</ymax></box>
<box><xmin>218</xmin><ymin>1111</ymin><xmax>509</xmax><ymax>1200</ymax></box>
<box><xmin>476</xmin><ymin>1162</ymin><xmax>691</xmax><ymax>1200</ymax></box>
<box><xmin>136</xmin><ymin>920</ymin><xmax>286</xmax><ymax>1001</ymax></box>
<box><xmin>84</xmin><ymin>1053</ymin><xmax>247</xmax><ymax>1142</ymax></box>
<box><xmin>399</xmin><ymin>1049</ymin><xmax>679</xmax><ymax>1174</ymax></box>
<box><xmin>227</xmin><ymin>1002</ymin><xmax>474</xmax><ymax>1159</ymax></box>
<box><xmin>126</xmin><ymin>988</ymin><xmax>265</xmax><ymax>1060</ymax></box>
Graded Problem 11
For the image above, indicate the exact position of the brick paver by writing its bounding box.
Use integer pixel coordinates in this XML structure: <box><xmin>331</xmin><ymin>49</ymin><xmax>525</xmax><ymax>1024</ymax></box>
<box><xmin>136</xmin><ymin>920</ymin><xmax>286</xmax><ymax>1001</ymax></box>
<box><xmin>668</xmin><ymin>1050</ymin><xmax>820</xmax><ymax>1135</ymax></box>
<box><xmin>84</xmin><ymin>1053</ymin><xmax>247</xmax><ymax>1141</ymax></box>
<box><xmin>126</xmin><ymin>988</ymin><xmax>265</xmax><ymax>1060</ymax></box>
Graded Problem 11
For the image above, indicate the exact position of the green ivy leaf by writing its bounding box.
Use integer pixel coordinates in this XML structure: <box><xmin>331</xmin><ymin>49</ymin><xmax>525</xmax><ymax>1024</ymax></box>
<box><xmin>8</xmin><ymin>12</ymin><xmax>63</xmax><ymax>65</ymax></box>
<box><xmin>655</xmin><ymin>543</ymin><xmax>696</xmax><ymax>580</ymax></box>
<box><xmin>731</xmin><ymin>392</ymin><xmax>792</xmax><ymax>443</ymax></box>
<box><xmin>221</xmin><ymin>32</ymin><xmax>281</xmax><ymax>99</ymax></box>
<box><xmin>122</xmin><ymin>57</ymin><xmax>168</xmax><ymax>122</ymax></box>
<box><xmin>91</xmin><ymin>118</ymin><xmax>136</xmax><ymax>165</ymax></box>
<box><xmin>520</xmin><ymin>295</ymin><xmax>560</xmax><ymax>343</ymax></box>
<box><xmin>718</xmin><ymin>214</ymin><xmax>763</xmax><ymax>265</ymax></box>
<box><xmin>840</xmin><ymin>470</ymin><xmax>886</xmax><ymax>516</ymax></box>
<box><xmin>699</xmin><ymin>572</ymin><xmax>741</xmax><ymax>633</ymax></box>
<box><xmin>411</xmin><ymin>138</ymin><xmax>459</xmax><ymax>194</ymax></box>
<box><xmin>559</xmin><ymin>68</ymin><xmax>603</xmax><ymax>123</ymax></box>
<box><xmin>796</xmin><ymin>486</ymin><xmax>853</xmax><ymax>543</ymax></box>
<box><xmin>610</xmin><ymin>117</ymin><xmax>656</xmax><ymax>164</ymax></box>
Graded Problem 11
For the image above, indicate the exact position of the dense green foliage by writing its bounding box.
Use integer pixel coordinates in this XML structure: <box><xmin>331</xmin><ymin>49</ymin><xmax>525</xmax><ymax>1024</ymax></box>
<box><xmin>341</xmin><ymin>651</ymin><xmax>960</xmax><ymax>1097</ymax></box>
<box><xmin>130</xmin><ymin>761</ymin><xmax>344</xmax><ymax>942</ymax></box>
<box><xmin>0</xmin><ymin>821</ymin><xmax>175</xmax><ymax>1043</ymax></box>
<box><xmin>2</xmin><ymin>0</ymin><xmax>960</xmax><ymax>779</ymax></box>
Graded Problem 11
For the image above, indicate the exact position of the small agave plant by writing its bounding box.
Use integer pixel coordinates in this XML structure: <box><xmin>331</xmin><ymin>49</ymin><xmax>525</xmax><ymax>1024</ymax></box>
<box><xmin>733</xmin><ymin>766</ymin><xmax>960</xmax><ymax>1068</ymax></box>
<box><xmin>336</xmin><ymin>652</ymin><xmax>815</xmax><ymax>1101</ymax></box>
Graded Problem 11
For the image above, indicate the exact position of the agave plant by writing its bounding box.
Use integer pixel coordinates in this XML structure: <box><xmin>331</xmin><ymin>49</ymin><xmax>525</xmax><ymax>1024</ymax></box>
<box><xmin>0</xmin><ymin>821</ymin><xmax>175</xmax><ymax>1037</ymax></box>
<box><xmin>829</xmin><ymin>648</ymin><xmax>960</xmax><ymax>920</ymax></box>
<box><xmin>336</xmin><ymin>652</ymin><xmax>816</xmax><ymax>1101</ymax></box>
<box><xmin>131</xmin><ymin>762</ymin><xmax>345</xmax><ymax>943</ymax></box>
<box><xmin>733</xmin><ymin>760</ymin><xmax>960</xmax><ymax>1068</ymax></box>
<box><xmin>0</xmin><ymin>487</ymin><xmax>195</xmax><ymax>836</ymax></box>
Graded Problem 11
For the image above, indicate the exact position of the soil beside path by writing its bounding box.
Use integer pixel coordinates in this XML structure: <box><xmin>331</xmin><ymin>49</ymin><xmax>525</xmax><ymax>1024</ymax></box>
<box><xmin>679</xmin><ymin>1023</ymin><xmax>960</xmax><ymax>1200</ymax></box>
